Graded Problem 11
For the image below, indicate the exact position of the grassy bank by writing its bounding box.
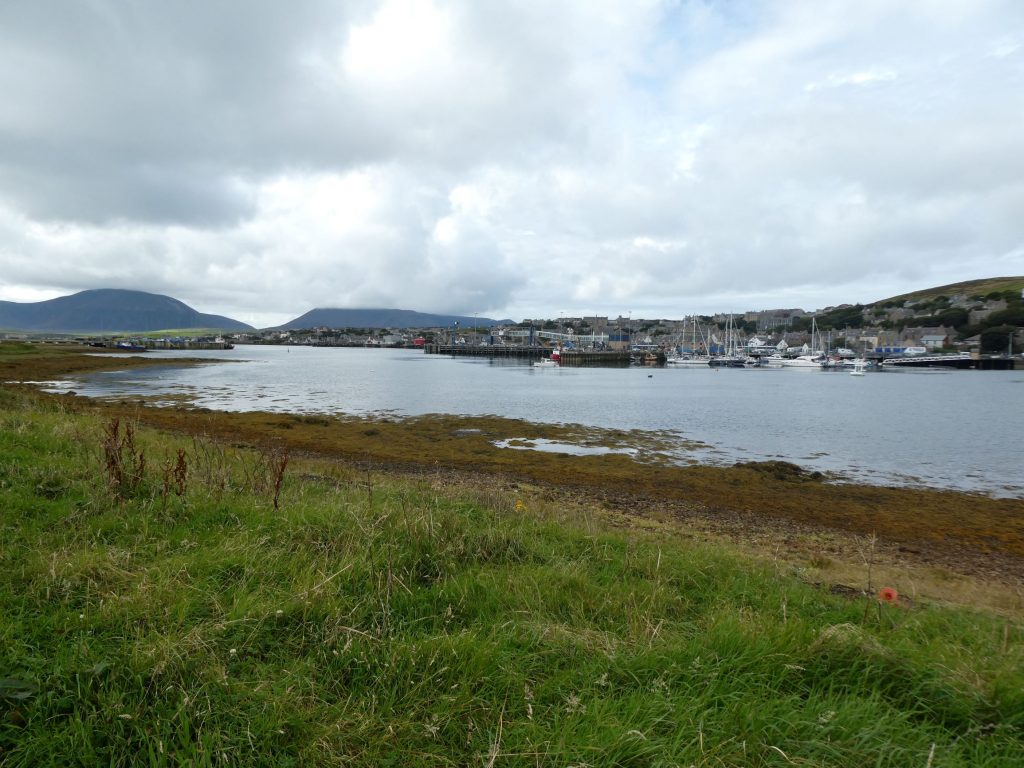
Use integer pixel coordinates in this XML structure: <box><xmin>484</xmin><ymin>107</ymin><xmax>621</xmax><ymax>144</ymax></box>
<box><xmin>2</xmin><ymin>388</ymin><xmax>1022</xmax><ymax>766</ymax></box>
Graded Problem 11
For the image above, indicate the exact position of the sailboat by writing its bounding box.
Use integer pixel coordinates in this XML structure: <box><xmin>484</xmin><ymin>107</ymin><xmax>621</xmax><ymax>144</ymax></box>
<box><xmin>707</xmin><ymin>314</ymin><xmax>746</xmax><ymax>367</ymax></box>
<box><xmin>773</xmin><ymin>317</ymin><xmax>825</xmax><ymax>369</ymax></box>
<box><xmin>667</xmin><ymin>315</ymin><xmax>713</xmax><ymax>366</ymax></box>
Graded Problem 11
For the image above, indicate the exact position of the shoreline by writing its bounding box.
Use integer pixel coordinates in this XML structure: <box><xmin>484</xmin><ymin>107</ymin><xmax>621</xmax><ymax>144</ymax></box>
<box><xmin>4</xmin><ymin>342</ymin><xmax>1023</xmax><ymax>608</ymax></box>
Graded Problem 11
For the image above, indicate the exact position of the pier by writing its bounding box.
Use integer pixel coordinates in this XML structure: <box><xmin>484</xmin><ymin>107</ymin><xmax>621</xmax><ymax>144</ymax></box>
<box><xmin>424</xmin><ymin>344</ymin><xmax>546</xmax><ymax>359</ymax></box>
<box><xmin>879</xmin><ymin>353</ymin><xmax>1019</xmax><ymax>370</ymax></box>
<box><xmin>424</xmin><ymin>344</ymin><xmax>633</xmax><ymax>365</ymax></box>
<box><xmin>559</xmin><ymin>350</ymin><xmax>633</xmax><ymax>366</ymax></box>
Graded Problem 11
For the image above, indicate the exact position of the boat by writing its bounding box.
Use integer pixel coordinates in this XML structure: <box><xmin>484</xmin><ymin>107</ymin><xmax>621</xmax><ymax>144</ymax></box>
<box><xmin>850</xmin><ymin>359</ymin><xmax>867</xmax><ymax>376</ymax></box>
<box><xmin>706</xmin><ymin>313</ymin><xmax>748</xmax><ymax>368</ymax></box>
<box><xmin>772</xmin><ymin>317</ymin><xmax>826</xmax><ymax>368</ymax></box>
<box><xmin>533</xmin><ymin>356</ymin><xmax>559</xmax><ymax>367</ymax></box>
<box><xmin>634</xmin><ymin>351</ymin><xmax>661</xmax><ymax>365</ymax></box>
<box><xmin>666</xmin><ymin>355</ymin><xmax>711</xmax><ymax>366</ymax></box>
<box><xmin>707</xmin><ymin>354</ymin><xmax>746</xmax><ymax>368</ymax></box>
<box><xmin>668</xmin><ymin>316</ymin><xmax>713</xmax><ymax>366</ymax></box>
<box><xmin>115</xmin><ymin>341</ymin><xmax>147</xmax><ymax>352</ymax></box>
<box><xmin>777</xmin><ymin>354</ymin><xmax>825</xmax><ymax>368</ymax></box>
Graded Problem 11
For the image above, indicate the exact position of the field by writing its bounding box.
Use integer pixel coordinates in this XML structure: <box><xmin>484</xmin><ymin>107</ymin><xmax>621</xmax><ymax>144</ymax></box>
<box><xmin>2</xmin><ymin>344</ymin><xmax>1023</xmax><ymax>766</ymax></box>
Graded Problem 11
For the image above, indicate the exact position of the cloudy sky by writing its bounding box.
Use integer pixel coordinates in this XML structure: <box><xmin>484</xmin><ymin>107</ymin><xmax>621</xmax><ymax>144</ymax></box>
<box><xmin>1</xmin><ymin>0</ymin><xmax>1022</xmax><ymax>326</ymax></box>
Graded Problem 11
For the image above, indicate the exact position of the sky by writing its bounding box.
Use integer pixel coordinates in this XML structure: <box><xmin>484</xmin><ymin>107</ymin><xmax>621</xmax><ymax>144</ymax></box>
<box><xmin>0</xmin><ymin>0</ymin><xmax>1022</xmax><ymax>327</ymax></box>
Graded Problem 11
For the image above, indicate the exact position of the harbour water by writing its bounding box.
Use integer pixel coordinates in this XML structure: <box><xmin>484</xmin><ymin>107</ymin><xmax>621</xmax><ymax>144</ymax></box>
<box><xmin>50</xmin><ymin>346</ymin><xmax>1024</xmax><ymax>498</ymax></box>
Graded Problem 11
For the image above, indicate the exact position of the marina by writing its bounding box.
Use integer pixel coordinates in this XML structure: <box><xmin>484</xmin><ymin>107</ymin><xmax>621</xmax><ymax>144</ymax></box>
<box><xmin>425</xmin><ymin>342</ymin><xmax>1018</xmax><ymax>370</ymax></box>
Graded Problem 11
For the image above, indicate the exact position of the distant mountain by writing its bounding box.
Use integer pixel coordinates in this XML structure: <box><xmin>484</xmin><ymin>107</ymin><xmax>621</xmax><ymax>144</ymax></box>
<box><xmin>0</xmin><ymin>289</ymin><xmax>254</xmax><ymax>333</ymax></box>
<box><xmin>273</xmin><ymin>308</ymin><xmax>514</xmax><ymax>330</ymax></box>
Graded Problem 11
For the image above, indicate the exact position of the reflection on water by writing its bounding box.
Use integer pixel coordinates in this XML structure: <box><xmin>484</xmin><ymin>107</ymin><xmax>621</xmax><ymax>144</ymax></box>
<box><xmin>493</xmin><ymin>438</ymin><xmax>639</xmax><ymax>457</ymax></box>
<box><xmin>45</xmin><ymin>345</ymin><xmax>1024</xmax><ymax>498</ymax></box>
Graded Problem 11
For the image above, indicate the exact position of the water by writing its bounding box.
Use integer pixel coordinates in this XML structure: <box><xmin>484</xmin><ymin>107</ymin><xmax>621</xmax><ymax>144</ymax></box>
<box><xmin>50</xmin><ymin>346</ymin><xmax>1024</xmax><ymax>498</ymax></box>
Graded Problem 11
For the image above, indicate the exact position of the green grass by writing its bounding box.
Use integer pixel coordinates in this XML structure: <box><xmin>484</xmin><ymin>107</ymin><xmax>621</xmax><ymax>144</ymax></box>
<box><xmin>0</xmin><ymin>343</ymin><xmax>42</xmax><ymax>358</ymax></box>
<box><xmin>877</xmin><ymin>276</ymin><xmax>1024</xmax><ymax>305</ymax></box>
<box><xmin>1</xmin><ymin>390</ymin><xmax>1022</xmax><ymax>766</ymax></box>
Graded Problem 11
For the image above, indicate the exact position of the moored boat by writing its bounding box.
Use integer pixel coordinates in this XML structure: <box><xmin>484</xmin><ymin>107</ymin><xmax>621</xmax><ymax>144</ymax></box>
<box><xmin>775</xmin><ymin>354</ymin><xmax>825</xmax><ymax>368</ymax></box>
<box><xmin>115</xmin><ymin>341</ymin><xmax>147</xmax><ymax>352</ymax></box>
<box><xmin>666</xmin><ymin>355</ymin><xmax>711</xmax><ymax>366</ymax></box>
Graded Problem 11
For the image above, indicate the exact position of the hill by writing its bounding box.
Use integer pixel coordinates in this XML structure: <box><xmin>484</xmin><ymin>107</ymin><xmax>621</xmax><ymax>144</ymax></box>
<box><xmin>273</xmin><ymin>307</ymin><xmax>514</xmax><ymax>330</ymax></box>
<box><xmin>0</xmin><ymin>289</ymin><xmax>253</xmax><ymax>333</ymax></box>
<box><xmin>874</xmin><ymin>276</ymin><xmax>1024</xmax><ymax>305</ymax></box>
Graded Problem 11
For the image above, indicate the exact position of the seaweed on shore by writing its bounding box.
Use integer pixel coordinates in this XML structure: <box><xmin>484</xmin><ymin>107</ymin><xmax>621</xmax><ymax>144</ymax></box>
<box><xmin>5</xmin><ymin>342</ymin><xmax>1024</xmax><ymax>585</ymax></box>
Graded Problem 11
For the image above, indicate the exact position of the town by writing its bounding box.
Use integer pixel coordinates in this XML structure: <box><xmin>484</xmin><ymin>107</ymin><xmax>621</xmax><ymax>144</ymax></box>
<box><xmin>7</xmin><ymin>284</ymin><xmax>1019</xmax><ymax>370</ymax></box>
<box><xmin>231</xmin><ymin>287</ymin><xmax>1022</xmax><ymax>367</ymax></box>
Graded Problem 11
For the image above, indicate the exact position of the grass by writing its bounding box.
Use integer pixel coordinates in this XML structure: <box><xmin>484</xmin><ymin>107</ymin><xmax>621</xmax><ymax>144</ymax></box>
<box><xmin>878</xmin><ymin>276</ymin><xmax>1024</xmax><ymax>304</ymax></box>
<box><xmin>1</xmin><ymin>388</ymin><xmax>1023</xmax><ymax>766</ymax></box>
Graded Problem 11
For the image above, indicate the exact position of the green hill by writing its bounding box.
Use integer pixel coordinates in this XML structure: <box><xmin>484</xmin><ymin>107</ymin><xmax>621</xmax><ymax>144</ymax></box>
<box><xmin>874</xmin><ymin>276</ymin><xmax>1024</xmax><ymax>305</ymax></box>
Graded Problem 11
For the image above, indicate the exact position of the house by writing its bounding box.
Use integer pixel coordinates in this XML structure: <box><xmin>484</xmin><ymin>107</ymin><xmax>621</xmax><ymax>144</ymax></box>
<box><xmin>921</xmin><ymin>333</ymin><xmax>949</xmax><ymax>350</ymax></box>
<box><xmin>901</xmin><ymin>326</ymin><xmax>950</xmax><ymax>349</ymax></box>
<box><xmin>846</xmin><ymin>328</ymin><xmax>881</xmax><ymax>351</ymax></box>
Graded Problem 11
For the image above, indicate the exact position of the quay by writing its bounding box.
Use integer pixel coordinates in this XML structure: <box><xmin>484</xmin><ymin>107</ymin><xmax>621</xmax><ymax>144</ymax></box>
<box><xmin>424</xmin><ymin>344</ymin><xmax>1019</xmax><ymax>370</ymax></box>
<box><xmin>87</xmin><ymin>339</ymin><xmax>235</xmax><ymax>351</ymax></box>
<box><xmin>560</xmin><ymin>349</ymin><xmax>633</xmax><ymax>366</ymax></box>
<box><xmin>424</xmin><ymin>344</ymin><xmax>633</xmax><ymax>365</ymax></box>
<box><xmin>877</xmin><ymin>353</ymin><xmax>1020</xmax><ymax>370</ymax></box>
<box><xmin>424</xmin><ymin>344</ymin><xmax>546</xmax><ymax>359</ymax></box>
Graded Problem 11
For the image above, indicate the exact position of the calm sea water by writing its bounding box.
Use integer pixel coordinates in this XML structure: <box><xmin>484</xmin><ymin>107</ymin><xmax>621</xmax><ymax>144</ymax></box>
<box><xmin>51</xmin><ymin>346</ymin><xmax>1024</xmax><ymax>497</ymax></box>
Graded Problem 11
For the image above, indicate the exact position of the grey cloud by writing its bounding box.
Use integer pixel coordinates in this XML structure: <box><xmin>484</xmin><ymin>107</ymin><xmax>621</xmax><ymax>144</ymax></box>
<box><xmin>0</xmin><ymin>0</ymin><xmax>1022</xmax><ymax>323</ymax></box>
<box><xmin>0</xmin><ymin>0</ymin><xmax>602</xmax><ymax>227</ymax></box>
<box><xmin>0</xmin><ymin>1</ymin><xmax>383</xmax><ymax>224</ymax></box>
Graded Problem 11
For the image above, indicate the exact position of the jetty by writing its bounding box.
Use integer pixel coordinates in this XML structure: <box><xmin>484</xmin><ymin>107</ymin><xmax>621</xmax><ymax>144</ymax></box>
<box><xmin>878</xmin><ymin>352</ymin><xmax>1019</xmax><ymax>370</ymax></box>
<box><xmin>424</xmin><ymin>344</ymin><xmax>632</xmax><ymax>366</ymax></box>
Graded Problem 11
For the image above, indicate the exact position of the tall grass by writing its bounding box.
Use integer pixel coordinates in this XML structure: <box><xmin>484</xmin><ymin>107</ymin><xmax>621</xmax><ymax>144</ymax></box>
<box><xmin>1</xmin><ymin>392</ymin><xmax>1021</xmax><ymax>766</ymax></box>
